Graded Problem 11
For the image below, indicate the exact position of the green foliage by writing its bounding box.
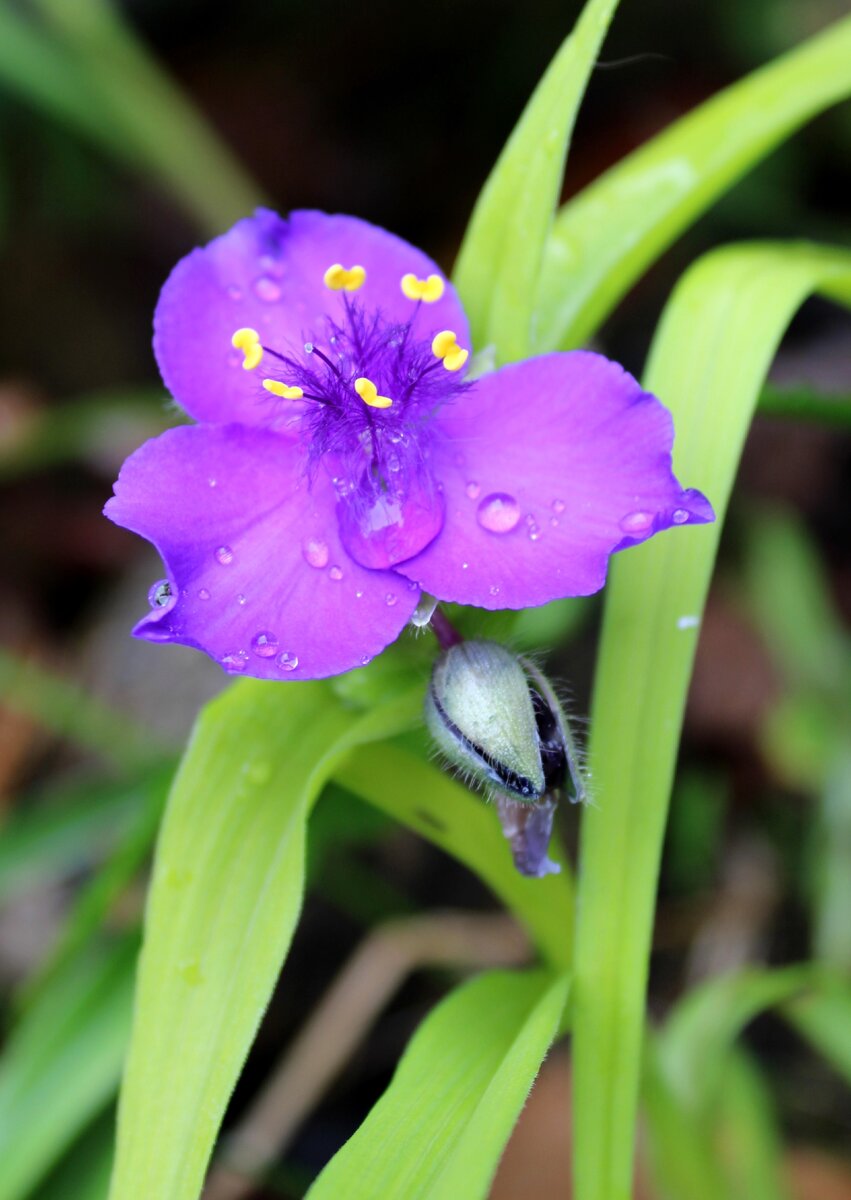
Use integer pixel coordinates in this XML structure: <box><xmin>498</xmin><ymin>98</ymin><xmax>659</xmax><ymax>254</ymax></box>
<box><xmin>108</xmin><ymin>680</ymin><xmax>422</xmax><ymax>1200</ymax></box>
<box><xmin>571</xmin><ymin>244</ymin><xmax>851</xmax><ymax>1200</ymax></box>
<box><xmin>307</xmin><ymin>969</ymin><xmax>570</xmax><ymax>1200</ymax></box>
<box><xmin>452</xmin><ymin>0</ymin><xmax>620</xmax><ymax>362</ymax></box>
<box><xmin>535</xmin><ymin>13</ymin><xmax>851</xmax><ymax>350</ymax></box>
<box><xmin>0</xmin><ymin>937</ymin><xmax>136</xmax><ymax>1200</ymax></box>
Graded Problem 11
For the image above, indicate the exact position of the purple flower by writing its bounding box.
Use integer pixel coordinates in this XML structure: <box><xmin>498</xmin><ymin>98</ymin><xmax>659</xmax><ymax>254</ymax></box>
<box><xmin>105</xmin><ymin>209</ymin><xmax>713</xmax><ymax>680</ymax></box>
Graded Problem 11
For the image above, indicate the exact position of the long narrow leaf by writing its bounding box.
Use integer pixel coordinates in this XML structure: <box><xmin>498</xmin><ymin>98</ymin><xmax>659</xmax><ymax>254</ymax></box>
<box><xmin>453</xmin><ymin>0</ymin><xmax>619</xmax><ymax>361</ymax></box>
<box><xmin>571</xmin><ymin>242</ymin><xmax>851</xmax><ymax>1200</ymax></box>
<box><xmin>108</xmin><ymin>680</ymin><xmax>422</xmax><ymax>1200</ymax></box>
<box><xmin>307</xmin><ymin>969</ymin><xmax>569</xmax><ymax>1200</ymax></box>
<box><xmin>536</xmin><ymin>15</ymin><xmax>851</xmax><ymax>351</ymax></box>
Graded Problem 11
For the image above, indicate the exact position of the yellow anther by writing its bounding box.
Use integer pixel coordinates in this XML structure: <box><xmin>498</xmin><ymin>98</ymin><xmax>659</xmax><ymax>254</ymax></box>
<box><xmin>400</xmin><ymin>272</ymin><xmax>445</xmax><ymax>302</ymax></box>
<box><xmin>263</xmin><ymin>380</ymin><xmax>304</xmax><ymax>400</ymax></box>
<box><xmin>323</xmin><ymin>263</ymin><xmax>367</xmax><ymax>292</ymax></box>
<box><xmin>431</xmin><ymin>329</ymin><xmax>469</xmax><ymax>372</ymax></box>
<box><xmin>354</xmin><ymin>377</ymin><xmax>393</xmax><ymax>409</ymax></box>
<box><xmin>231</xmin><ymin>327</ymin><xmax>263</xmax><ymax>370</ymax></box>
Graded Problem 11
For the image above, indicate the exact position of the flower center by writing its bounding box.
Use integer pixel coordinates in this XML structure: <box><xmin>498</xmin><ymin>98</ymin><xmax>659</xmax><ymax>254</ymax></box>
<box><xmin>231</xmin><ymin>272</ymin><xmax>471</xmax><ymax>570</ymax></box>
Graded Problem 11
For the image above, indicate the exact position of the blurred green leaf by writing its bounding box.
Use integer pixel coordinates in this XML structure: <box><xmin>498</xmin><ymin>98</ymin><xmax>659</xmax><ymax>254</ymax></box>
<box><xmin>757</xmin><ymin>384</ymin><xmax>851</xmax><ymax>426</ymax></box>
<box><xmin>31</xmin><ymin>1110</ymin><xmax>114</xmax><ymax>1200</ymax></box>
<box><xmin>0</xmin><ymin>766</ymin><xmax>170</xmax><ymax>906</ymax></box>
<box><xmin>339</xmin><ymin>741</ymin><xmax>573</xmax><ymax>968</ymax></box>
<box><xmin>713</xmin><ymin>1050</ymin><xmax>791</xmax><ymax>1200</ymax></box>
<box><xmin>307</xmin><ymin>969</ymin><xmax>570</xmax><ymax>1200</ymax></box>
<box><xmin>108</xmin><ymin>680</ymin><xmax>422</xmax><ymax>1200</ymax></box>
<box><xmin>571</xmin><ymin>242</ymin><xmax>851</xmax><ymax>1200</ymax></box>
<box><xmin>453</xmin><ymin>0</ymin><xmax>619</xmax><ymax>361</ymax></box>
<box><xmin>536</xmin><ymin>14</ymin><xmax>851</xmax><ymax>350</ymax></box>
<box><xmin>0</xmin><ymin>649</ymin><xmax>161</xmax><ymax>771</ymax></box>
<box><xmin>0</xmin><ymin>936</ymin><xmax>136</xmax><ymax>1200</ymax></box>
<box><xmin>783</xmin><ymin>970</ymin><xmax>851</xmax><ymax>1086</ymax></box>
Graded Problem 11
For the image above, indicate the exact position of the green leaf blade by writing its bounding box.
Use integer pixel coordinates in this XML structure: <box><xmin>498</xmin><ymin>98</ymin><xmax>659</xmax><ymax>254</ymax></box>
<box><xmin>307</xmin><ymin>969</ymin><xmax>570</xmax><ymax>1200</ymax></box>
<box><xmin>570</xmin><ymin>242</ymin><xmax>851</xmax><ymax>1200</ymax></box>
<box><xmin>453</xmin><ymin>0</ymin><xmax>620</xmax><ymax>362</ymax></box>
<box><xmin>536</xmin><ymin>14</ymin><xmax>851</xmax><ymax>351</ymax></box>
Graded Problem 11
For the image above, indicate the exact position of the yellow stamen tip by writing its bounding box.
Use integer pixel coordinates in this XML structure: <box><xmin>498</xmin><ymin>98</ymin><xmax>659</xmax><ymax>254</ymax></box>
<box><xmin>431</xmin><ymin>329</ymin><xmax>468</xmax><ymax>372</ymax></box>
<box><xmin>231</xmin><ymin>327</ymin><xmax>263</xmax><ymax>370</ymax></box>
<box><xmin>354</xmin><ymin>376</ymin><xmax>393</xmax><ymax>409</ymax></box>
<box><xmin>401</xmin><ymin>272</ymin><xmax>445</xmax><ymax>302</ymax></box>
<box><xmin>323</xmin><ymin>263</ymin><xmax>366</xmax><ymax>291</ymax></box>
<box><xmin>263</xmin><ymin>380</ymin><xmax>304</xmax><ymax>400</ymax></box>
<box><xmin>443</xmin><ymin>348</ymin><xmax>469</xmax><ymax>372</ymax></box>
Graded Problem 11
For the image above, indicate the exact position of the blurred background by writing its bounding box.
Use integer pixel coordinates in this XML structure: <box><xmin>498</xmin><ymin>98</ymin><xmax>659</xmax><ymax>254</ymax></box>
<box><xmin>0</xmin><ymin>1</ymin><xmax>850</xmax><ymax>1197</ymax></box>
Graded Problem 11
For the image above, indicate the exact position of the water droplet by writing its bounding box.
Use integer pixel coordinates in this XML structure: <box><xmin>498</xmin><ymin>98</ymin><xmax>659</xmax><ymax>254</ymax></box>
<box><xmin>237</xmin><ymin>593</ymin><xmax>247</xmax><ymax>605</ymax></box>
<box><xmin>550</xmin><ymin>517</ymin><xmax>559</xmax><ymax>528</ymax></box>
<box><xmin>385</xmin><ymin>592</ymin><xmax>397</xmax><ymax>607</ymax></box>
<box><xmin>227</xmin><ymin>285</ymin><xmax>243</xmax><ymax>301</ymax></box>
<box><xmin>489</xmin><ymin>584</ymin><xmax>501</xmax><ymax>596</ymax></box>
<box><xmin>552</xmin><ymin>498</ymin><xmax>565</xmax><ymax>514</ymax></box>
<box><xmin>360</xmin><ymin>654</ymin><xmax>372</xmax><ymax>666</ymax></box>
<box><xmin>254</xmin><ymin>275</ymin><xmax>282</xmax><ymax>302</ymax></box>
<box><xmin>329</xmin><ymin>565</ymin><xmax>344</xmax><ymax>581</ymax></box>
<box><xmin>302</xmin><ymin>537</ymin><xmax>330</xmax><ymax>569</ymax></box>
<box><xmin>677</xmin><ymin>614</ymin><xmax>700</xmax><ymax>630</ymax></box>
<box><xmin>215</xmin><ymin>545</ymin><xmax>234</xmax><ymax>565</ymax></box>
<box><xmin>462</xmin><ymin>561</ymin><xmax>469</xmax><ymax>570</ymax></box>
<box><xmin>251</xmin><ymin>631</ymin><xmax>278</xmax><ymax>658</ymax></box>
<box><xmin>527</xmin><ymin>522</ymin><xmax>542</xmax><ymax>542</ymax></box>
<box><xmin>277</xmin><ymin>650</ymin><xmax>299</xmax><ymax>672</ymax></box>
<box><xmin>465</xmin><ymin>480</ymin><xmax>481</xmax><ymax>500</ymax></box>
<box><xmin>620</xmin><ymin>510</ymin><xmax>653</xmax><ymax>534</ymax></box>
<box><xmin>148</xmin><ymin>579</ymin><xmax>173</xmax><ymax>609</ymax></box>
<box><xmin>178</xmin><ymin>957</ymin><xmax>203</xmax><ymax>986</ymax></box>
<box><xmin>304</xmin><ymin>341</ymin><xmax>314</xmax><ymax>354</ymax></box>
<box><xmin>208</xmin><ymin>477</ymin><xmax>217</xmax><ymax>488</ymax></box>
<box><xmin>476</xmin><ymin>493</ymin><xmax>520</xmax><ymax>534</ymax></box>
<box><xmin>672</xmin><ymin>508</ymin><xmax>689</xmax><ymax>525</ymax></box>
<box><xmin>221</xmin><ymin>650</ymin><xmax>248</xmax><ymax>673</ymax></box>
<box><xmin>198</xmin><ymin>588</ymin><xmax>210</xmax><ymax>601</ymax></box>
<box><xmin>355</xmin><ymin>589</ymin><xmax>364</xmax><ymax>599</ymax></box>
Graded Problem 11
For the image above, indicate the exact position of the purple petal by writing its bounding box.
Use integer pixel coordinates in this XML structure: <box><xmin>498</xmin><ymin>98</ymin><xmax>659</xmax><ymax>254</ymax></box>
<box><xmin>395</xmin><ymin>352</ymin><xmax>714</xmax><ymax>608</ymax></box>
<box><xmin>104</xmin><ymin>424</ymin><xmax>419</xmax><ymax>679</ymax></box>
<box><xmin>154</xmin><ymin>209</ymin><xmax>470</xmax><ymax>426</ymax></box>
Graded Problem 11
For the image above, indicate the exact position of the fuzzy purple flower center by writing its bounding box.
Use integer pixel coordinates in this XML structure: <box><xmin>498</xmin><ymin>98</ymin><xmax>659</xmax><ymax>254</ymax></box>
<box><xmin>258</xmin><ymin>296</ymin><xmax>471</xmax><ymax>570</ymax></box>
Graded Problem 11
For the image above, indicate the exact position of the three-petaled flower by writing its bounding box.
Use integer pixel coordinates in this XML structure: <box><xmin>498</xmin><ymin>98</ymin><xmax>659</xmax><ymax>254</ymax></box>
<box><xmin>105</xmin><ymin>209</ymin><xmax>713</xmax><ymax>679</ymax></box>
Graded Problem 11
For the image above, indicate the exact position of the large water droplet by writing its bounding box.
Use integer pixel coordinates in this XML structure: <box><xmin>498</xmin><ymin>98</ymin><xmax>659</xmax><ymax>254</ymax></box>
<box><xmin>302</xmin><ymin>538</ymin><xmax>330</xmax><ymax>569</ymax></box>
<box><xmin>329</xmin><ymin>565</ymin><xmax>344</xmax><ymax>581</ymax></box>
<box><xmin>672</xmin><ymin>508</ymin><xmax>689</xmax><ymax>525</ymax></box>
<box><xmin>465</xmin><ymin>480</ymin><xmax>481</xmax><ymax>500</ymax></box>
<box><xmin>251</xmin><ymin>631</ymin><xmax>278</xmax><ymax>658</ymax></box>
<box><xmin>148</xmin><ymin>579</ymin><xmax>173</xmax><ymax>609</ymax></box>
<box><xmin>476</xmin><ymin>493</ymin><xmax>520</xmax><ymax>534</ymax></box>
<box><xmin>221</xmin><ymin>650</ymin><xmax>248</xmax><ymax>673</ymax></box>
<box><xmin>620</xmin><ymin>510</ymin><xmax>653</xmax><ymax>534</ymax></box>
<box><xmin>277</xmin><ymin>650</ymin><xmax>299</xmax><ymax>672</ymax></box>
<box><xmin>254</xmin><ymin>275</ymin><xmax>282</xmax><ymax>302</ymax></box>
<box><xmin>215</xmin><ymin>545</ymin><xmax>234</xmax><ymax>565</ymax></box>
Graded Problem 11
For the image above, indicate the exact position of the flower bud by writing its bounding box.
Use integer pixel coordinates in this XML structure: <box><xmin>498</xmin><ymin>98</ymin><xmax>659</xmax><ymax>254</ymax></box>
<box><xmin>425</xmin><ymin>639</ymin><xmax>586</xmax><ymax>878</ymax></box>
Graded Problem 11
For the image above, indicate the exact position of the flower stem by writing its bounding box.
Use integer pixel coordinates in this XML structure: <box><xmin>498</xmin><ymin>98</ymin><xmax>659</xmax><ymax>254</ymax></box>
<box><xmin>430</xmin><ymin>607</ymin><xmax>463</xmax><ymax>650</ymax></box>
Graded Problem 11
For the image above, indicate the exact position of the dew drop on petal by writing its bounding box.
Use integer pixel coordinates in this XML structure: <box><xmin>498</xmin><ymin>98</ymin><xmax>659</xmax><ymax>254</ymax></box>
<box><xmin>302</xmin><ymin>538</ymin><xmax>330</xmax><ymax>569</ymax></box>
<box><xmin>148</xmin><ymin>579</ymin><xmax>173</xmax><ymax>609</ymax></box>
<box><xmin>251</xmin><ymin>631</ymin><xmax>278</xmax><ymax>658</ymax></box>
<box><xmin>385</xmin><ymin>592</ymin><xmax>397</xmax><ymax>607</ymax></box>
<box><xmin>215</xmin><ymin>545</ymin><xmax>234</xmax><ymax>565</ymax></box>
<box><xmin>620</xmin><ymin>511</ymin><xmax>653</xmax><ymax>534</ymax></box>
<box><xmin>329</xmin><ymin>565</ymin><xmax>344</xmax><ymax>581</ymax></box>
<box><xmin>276</xmin><ymin>650</ymin><xmax>299</xmax><ymax>672</ymax></box>
<box><xmin>198</xmin><ymin>588</ymin><xmax>210</xmax><ymax>601</ymax></box>
<box><xmin>237</xmin><ymin>593</ymin><xmax>247</xmax><ymax>605</ymax></box>
<box><xmin>552</xmin><ymin>498</ymin><xmax>566</xmax><ymax>514</ymax></box>
<box><xmin>360</xmin><ymin>654</ymin><xmax>372</xmax><ymax>666</ymax></box>
<box><xmin>461</xmin><ymin>561</ymin><xmax>469</xmax><ymax>570</ymax></box>
<box><xmin>672</xmin><ymin>508</ymin><xmax>689</xmax><ymax>525</ymax></box>
<box><xmin>476</xmin><ymin>493</ymin><xmax>520</xmax><ymax>534</ymax></box>
<box><xmin>489</xmin><ymin>584</ymin><xmax>501</xmax><ymax>596</ymax></box>
<box><xmin>465</xmin><ymin>480</ymin><xmax>481</xmax><ymax>500</ymax></box>
<box><xmin>550</xmin><ymin>517</ymin><xmax>559</xmax><ymax>528</ymax></box>
<box><xmin>227</xmin><ymin>285</ymin><xmax>243</xmax><ymax>301</ymax></box>
<box><xmin>221</xmin><ymin>650</ymin><xmax>248</xmax><ymax>673</ymax></box>
<box><xmin>527</xmin><ymin>520</ymin><xmax>541</xmax><ymax>542</ymax></box>
<box><xmin>208</xmin><ymin>477</ymin><xmax>217</xmax><ymax>488</ymax></box>
<box><xmin>355</xmin><ymin>589</ymin><xmax>363</xmax><ymax>599</ymax></box>
<box><xmin>254</xmin><ymin>276</ymin><xmax>282</xmax><ymax>302</ymax></box>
